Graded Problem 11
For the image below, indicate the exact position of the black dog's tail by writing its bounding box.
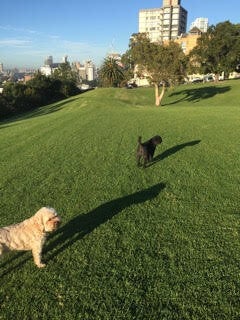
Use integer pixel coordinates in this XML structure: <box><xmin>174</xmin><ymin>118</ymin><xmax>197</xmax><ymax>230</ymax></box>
<box><xmin>138</xmin><ymin>136</ymin><xmax>142</xmax><ymax>144</ymax></box>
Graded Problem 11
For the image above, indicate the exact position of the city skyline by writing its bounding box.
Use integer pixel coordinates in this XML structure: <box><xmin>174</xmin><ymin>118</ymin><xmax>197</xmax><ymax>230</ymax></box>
<box><xmin>1</xmin><ymin>0</ymin><xmax>240</xmax><ymax>69</ymax></box>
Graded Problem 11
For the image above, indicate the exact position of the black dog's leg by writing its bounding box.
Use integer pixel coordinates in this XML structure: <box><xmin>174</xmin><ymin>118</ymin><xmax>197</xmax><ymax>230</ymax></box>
<box><xmin>148</xmin><ymin>146</ymin><xmax>155</xmax><ymax>162</ymax></box>
<box><xmin>143</xmin><ymin>155</ymin><xmax>148</xmax><ymax>168</ymax></box>
<box><xmin>136</xmin><ymin>154</ymin><xmax>141</xmax><ymax>167</ymax></box>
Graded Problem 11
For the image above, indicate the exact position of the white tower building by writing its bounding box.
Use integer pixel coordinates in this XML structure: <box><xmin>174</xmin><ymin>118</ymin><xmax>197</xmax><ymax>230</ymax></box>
<box><xmin>190</xmin><ymin>18</ymin><xmax>209</xmax><ymax>33</ymax></box>
<box><xmin>62</xmin><ymin>55</ymin><xmax>68</xmax><ymax>63</ymax></box>
<box><xmin>85</xmin><ymin>60</ymin><xmax>94</xmax><ymax>81</ymax></box>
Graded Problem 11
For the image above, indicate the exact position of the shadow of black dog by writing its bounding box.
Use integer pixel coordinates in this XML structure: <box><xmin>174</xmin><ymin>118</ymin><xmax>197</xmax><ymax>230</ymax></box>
<box><xmin>149</xmin><ymin>140</ymin><xmax>201</xmax><ymax>166</ymax></box>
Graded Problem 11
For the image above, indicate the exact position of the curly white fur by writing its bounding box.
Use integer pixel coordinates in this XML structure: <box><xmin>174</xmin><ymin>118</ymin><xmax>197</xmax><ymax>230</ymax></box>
<box><xmin>0</xmin><ymin>207</ymin><xmax>61</xmax><ymax>268</ymax></box>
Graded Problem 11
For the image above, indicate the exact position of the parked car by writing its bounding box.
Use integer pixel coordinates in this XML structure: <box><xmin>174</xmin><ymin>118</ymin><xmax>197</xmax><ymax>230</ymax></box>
<box><xmin>126</xmin><ymin>82</ymin><xmax>138</xmax><ymax>89</ymax></box>
<box><xmin>191</xmin><ymin>78</ymin><xmax>203</xmax><ymax>83</ymax></box>
<box><xmin>203</xmin><ymin>75</ymin><xmax>214</xmax><ymax>82</ymax></box>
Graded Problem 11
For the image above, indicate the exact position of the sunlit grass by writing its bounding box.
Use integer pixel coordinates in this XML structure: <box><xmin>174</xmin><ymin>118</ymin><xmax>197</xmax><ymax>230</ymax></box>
<box><xmin>0</xmin><ymin>80</ymin><xmax>240</xmax><ymax>319</ymax></box>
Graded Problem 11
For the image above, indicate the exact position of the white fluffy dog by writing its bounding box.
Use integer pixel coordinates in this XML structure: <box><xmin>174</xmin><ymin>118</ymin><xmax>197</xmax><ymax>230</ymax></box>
<box><xmin>0</xmin><ymin>207</ymin><xmax>61</xmax><ymax>268</ymax></box>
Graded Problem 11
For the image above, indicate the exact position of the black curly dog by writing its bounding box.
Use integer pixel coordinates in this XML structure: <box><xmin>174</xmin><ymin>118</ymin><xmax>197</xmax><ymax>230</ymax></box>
<box><xmin>137</xmin><ymin>135</ymin><xmax>162</xmax><ymax>168</ymax></box>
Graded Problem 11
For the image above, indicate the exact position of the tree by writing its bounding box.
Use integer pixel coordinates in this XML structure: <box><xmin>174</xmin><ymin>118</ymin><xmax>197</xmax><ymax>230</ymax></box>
<box><xmin>52</xmin><ymin>63</ymin><xmax>80</xmax><ymax>97</ymax></box>
<box><xmin>129</xmin><ymin>33</ymin><xmax>187</xmax><ymax>106</ymax></box>
<box><xmin>2</xmin><ymin>82</ymin><xmax>31</xmax><ymax>113</ymax></box>
<box><xmin>189</xmin><ymin>21</ymin><xmax>240</xmax><ymax>80</ymax></box>
<box><xmin>52</xmin><ymin>62</ymin><xmax>78</xmax><ymax>83</ymax></box>
<box><xmin>27</xmin><ymin>71</ymin><xmax>57</xmax><ymax>104</ymax></box>
<box><xmin>0</xmin><ymin>94</ymin><xmax>13</xmax><ymax>117</ymax></box>
<box><xmin>120</xmin><ymin>49</ymin><xmax>135</xmax><ymax>86</ymax></box>
<box><xmin>99</xmin><ymin>57</ymin><xmax>124</xmax><ymax>87</ymax></box>
<box><xmin>0</xmin><ymin>69</ymin><xmax>80</xmax><ymax>119</ymax></box>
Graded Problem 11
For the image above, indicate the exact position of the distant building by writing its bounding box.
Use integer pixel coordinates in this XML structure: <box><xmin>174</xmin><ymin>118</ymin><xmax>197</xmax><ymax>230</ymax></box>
<box><xmin>174</xmin><ymin>27</ymin><xmax>202</xmax><ymax>55</ymax></box>
<box><xmin>62</xmin><ymin>55</ymin><xmax>68</xmax><ymax>63</ymax></box>
<box><xmin>41</xmin><ymin>56</ymin><xmax>97</xmax><ymax>81</ymax></box>
<box><xmin>85</xmin><ymin>60</ymin><xmax>94</xmax><ymax>81</ymax></box>
<box><xmin>190</xmin><ymin>17</ymin><xmax>208</xmax><ymax>33</ymax></box>
<box><xmin>44</xmin><ymin>56</ymin><xmax>53</xmax><ymax>67</ymax></box>
<box><xmin>24</xmin><ymin>74</ymin><xmax>34</xmax><ymax>83</ymax></box>
<box><xmin>0</xmin><ymin>63</ymin><xmax>3</xmax><ymax>73</ymax></box>
<box><xmin>40</xmin><ymin>65</ymin><xmax>52</xmax><ymax>76</ymax></box>
<box><xmin>40</xmin><ymin>55</ymin><xmax>68</xmax><ymax>76</ymax></box>
<box><xmin>73</xmin><ymin>60</ymin><xmax>97</xmax><ymax>81</ymax></box>
<box><xmin>139</xmin><ymin>0</ymin><xmax>188</xmax><ymax>42</ymax></box>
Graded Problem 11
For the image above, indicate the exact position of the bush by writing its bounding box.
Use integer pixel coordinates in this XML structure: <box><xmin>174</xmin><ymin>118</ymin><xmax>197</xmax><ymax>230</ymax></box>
<box><xmin>0</xmin><ymin>74</ymin><xmax>81</xmax><ymax>119</ymax></box>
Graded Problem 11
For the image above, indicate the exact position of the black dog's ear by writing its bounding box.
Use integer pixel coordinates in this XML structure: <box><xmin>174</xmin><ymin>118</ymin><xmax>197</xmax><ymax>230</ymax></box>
<box><xmin>152</xmin><ymin>135</ymin><xmax>162</xmax><ymax>145</ymax></box>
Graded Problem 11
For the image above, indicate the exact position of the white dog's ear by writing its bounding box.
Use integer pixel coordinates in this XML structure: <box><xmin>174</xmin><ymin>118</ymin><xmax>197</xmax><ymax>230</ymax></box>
<box><xmin>33</xmin><ymin>207</ymin><xmax>48</xmax><ymax>232</ymax></box>
<box><xmin>34</xmin><ymin>207</ymin><xmax>59</xmax><ymax>232</ymax></box>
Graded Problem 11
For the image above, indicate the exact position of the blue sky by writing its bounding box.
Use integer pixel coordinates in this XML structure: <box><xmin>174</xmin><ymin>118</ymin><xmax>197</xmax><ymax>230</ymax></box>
<box><xmin>1</xmin><ymin>0</ymin><xmax>239</xmax><ymax>69</ymax></box>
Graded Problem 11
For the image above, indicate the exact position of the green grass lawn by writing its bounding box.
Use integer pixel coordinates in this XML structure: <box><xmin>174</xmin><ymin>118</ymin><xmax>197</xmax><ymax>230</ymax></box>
<box><xmin>0</xmin><ymin>80</ymin><xmax>240</xmax><ymax>319</ymax></box>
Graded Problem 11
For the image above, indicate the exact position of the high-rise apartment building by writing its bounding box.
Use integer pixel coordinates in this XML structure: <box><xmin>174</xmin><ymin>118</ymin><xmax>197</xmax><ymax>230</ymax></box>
<box><xmin>139</xmin><ymin>0</ymin><xmax>188</xmax><ymax>42</ymax></box>
<box><xmin>190</xmin><ymin>17</ymin><xmax>208</xmax><ymax>33</ymax></box>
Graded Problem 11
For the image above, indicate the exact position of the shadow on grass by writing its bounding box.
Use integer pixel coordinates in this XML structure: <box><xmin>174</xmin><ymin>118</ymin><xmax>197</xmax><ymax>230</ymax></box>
<box><xmin>0</xmin><ymin>251</ymin><xmax>30</xmax><ymax>277</ymax></box>
<box><xmin>25</xmin><ymin>97</ymin><xmax>79</xmax><ymax>118</ymax></box>
<box><xmin>147</xmin><ymin>140</ymin><xmax>201</xmax><ymax>167</ymax></box>
<box><xmin>0</xmin><ymin>97</ymin><xmax>79</xmax><ymax>129</ymax></box>
<box><xmin>45</xmin><ymin>182</ymin><xmax>166</xmax><ymax>261</ymax></box>
<box><xmin>165</xmin><ymin>85</ymin><xmax>231</xmax><ymax>105</ymax></box>
<box><xmin>0</xmin><ymin>183</ymin><xmax>165</xmax><ymax>276</ymax></box>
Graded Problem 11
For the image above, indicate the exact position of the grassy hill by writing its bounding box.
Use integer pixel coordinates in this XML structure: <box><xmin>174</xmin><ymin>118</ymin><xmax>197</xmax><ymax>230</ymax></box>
<box><xmin>0</xmin><ymin>80</ymin><xmax>240</xmax><ymax>319</ymax></box>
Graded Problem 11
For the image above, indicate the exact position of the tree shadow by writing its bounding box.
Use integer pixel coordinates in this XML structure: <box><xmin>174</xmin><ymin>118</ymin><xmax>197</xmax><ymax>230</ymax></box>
<box><xmin>165</xmin><ymin>86</ymin><xmax>231</xmax><ymax>105</ymax></box>
<box><xmin>25</xmin><ymin>97</ymin><xmax>79</xmax><ymax>118</ymax></box>
<box><xmin>148</xmin><ymin>140</ymin><xmax>201</xmax><ymax>167</ymax></box>
<box><xmin>0</xmin><ymin>97</ymin><xmax>79</xmax><ymax>128</ymax></box>
<box><xmin>45</xmin><ymin>182</ymin><xmax>166</xmax><ymax>261</ymax></box>
<box><xmin>0</xmin><ymin>251</ymin><xmax>30</xmax><ymax>277</ymax></box>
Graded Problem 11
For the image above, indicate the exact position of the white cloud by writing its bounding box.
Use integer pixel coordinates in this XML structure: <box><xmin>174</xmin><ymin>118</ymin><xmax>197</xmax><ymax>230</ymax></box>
<box><xmin>0</xmin><ymin>39</ymin><xmax>32</xmax><ymax>47</ymax></box>
<box><xmin>0</xmin><ymin>24</ymin><xmax>109</xmax><ymax>67</ymax></box>
<box><xmin>0</xmin><ymin>25</ymin><xmax>37</xmax><ymax>34</ymax></box>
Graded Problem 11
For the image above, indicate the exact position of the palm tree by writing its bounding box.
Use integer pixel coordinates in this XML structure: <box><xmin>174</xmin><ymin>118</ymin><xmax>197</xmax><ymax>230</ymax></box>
<box><xmin>99</xmin><ymin>57</ymin><xmax>124</xmax><ymax>87</ymax></box>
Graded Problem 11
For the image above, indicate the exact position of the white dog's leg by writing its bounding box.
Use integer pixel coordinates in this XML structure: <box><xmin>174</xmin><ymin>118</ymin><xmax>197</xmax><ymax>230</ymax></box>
<box><xmin>0</xmin><ymin>243</ymin><xmax>3</xmax><ymax>256</ymax></box>
<box><xmin>32</xmin><ymin>246</ymin><xmax>46</xmax><ymax>268</ymax></box>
